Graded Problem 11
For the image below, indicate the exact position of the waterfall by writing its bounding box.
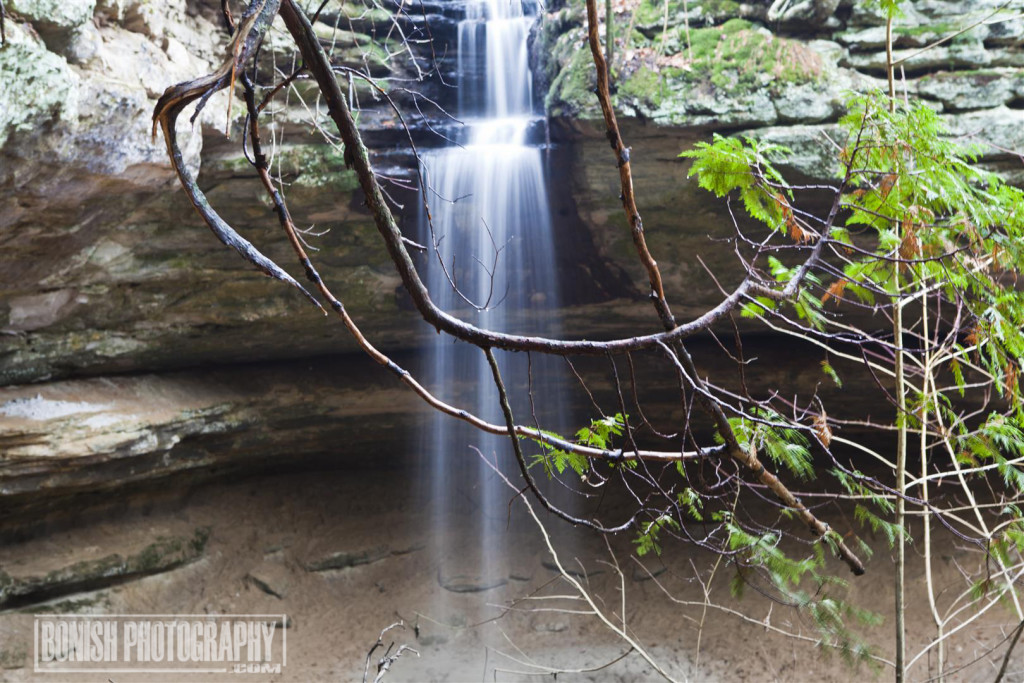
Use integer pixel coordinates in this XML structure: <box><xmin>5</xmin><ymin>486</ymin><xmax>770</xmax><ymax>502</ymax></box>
<box><xmin>417</xmin><ymin>0</ymin><xmax>569</xmax><ymax>593</ymax></box>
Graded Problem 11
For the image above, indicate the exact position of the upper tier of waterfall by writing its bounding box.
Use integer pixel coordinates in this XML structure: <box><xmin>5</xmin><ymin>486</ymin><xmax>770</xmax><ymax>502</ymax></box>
<box><xmin>458</xmin><ymin>0</ymin><xmax>536</xmax><ymax>118</ymax></box>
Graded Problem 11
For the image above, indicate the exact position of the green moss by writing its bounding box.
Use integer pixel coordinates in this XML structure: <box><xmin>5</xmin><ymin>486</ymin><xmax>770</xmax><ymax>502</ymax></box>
<box><xmin>703</xmin><ymin>0</ymin><xmax>741</xmax><ymax>16</ymax></box>
<box><xmin>538</xmin><ymin>17</ymin><xmax>584</xmax><ymax>86</ymax></box>
<box><xmin>633</xmin><ymin>0</ymin><xmax>666</xmax><ymax>29</ymax></box>
<box><xmin>546</xmin><ymin>47</ymin><xmax>598</xmax><ymax>117</ymax></box>
<box><xmin>289</xmin><ymin>146</ymin><xmax>361</xmax><ymax>190</ymax></box>
<box><xmin>618</xmin><ymin>66</ymin><xmax>665</xmax><ymax>108</ymax></box>
<box><xmin>634</xmin><ymin>0</ymin><xmax>743</xmax><ymax>33</ymax></box>
<box><xmin>626</xmin><ymin>28</ymin><xmax>652</xmax><ymax>53</ymax></box>
<box><xmin>684</xmin><ymin>23</ymin><xmax>820</xmax><ymax>93</ymax></box>
<box><xmin>894</xmin><ymin>22</ymin><xmax>953</xmax><ymax>37</ymax></box>
<box><xmin>719</xmin><ymin>17</ymin><xmax>752</xmax><ymax>33</ymax></box>
<box><xmin>610</xmin><ymin>20</ymin><xmax>822</xmax><ymax>118</ymax></box>
<box><xmin>216</xmin><ymin>144</ymin><xmax>362</xmax><ymax>190</ymax></box>
<box><xmin>671</xmin><ymin>19</ymin><xmax>750</xmax><ymax>65</ymax></box>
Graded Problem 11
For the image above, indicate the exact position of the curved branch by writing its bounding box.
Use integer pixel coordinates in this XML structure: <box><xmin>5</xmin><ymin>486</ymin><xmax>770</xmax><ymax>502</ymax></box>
<box><xmin>151</xmin><ymin>0</ymin><xmax>321</xmax><ymax>310</ymax></box>
<box><xmin>578</xmin><ymin>0</ymin><xmax>865</xmax><ymax>574</ymax></box>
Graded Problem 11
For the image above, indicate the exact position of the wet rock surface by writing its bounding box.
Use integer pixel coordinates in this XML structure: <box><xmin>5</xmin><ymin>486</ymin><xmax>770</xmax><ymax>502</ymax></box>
<box><xmin>0</xmin><ymin>332</ymin><xmax>916</xmax><ymax>527</ymax></box>
<box><xmin>2</xmin><ymin>0</ymin><xmax>1018</xmax><ymax>391</ymax></box>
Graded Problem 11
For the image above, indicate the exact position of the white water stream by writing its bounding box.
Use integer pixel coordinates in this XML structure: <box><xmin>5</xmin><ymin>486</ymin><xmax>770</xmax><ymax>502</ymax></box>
<box><xmin>417</xmin><ymin>0</ymin><xmax>570</xmax><ymax>587</ymax></box>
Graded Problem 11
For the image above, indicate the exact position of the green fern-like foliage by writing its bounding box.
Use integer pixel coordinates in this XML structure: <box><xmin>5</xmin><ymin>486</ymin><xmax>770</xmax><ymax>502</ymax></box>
<box><xmin>716</xmin><ymin>408</ymin><xmax>815</xmax><ymax>480</ymax></box>
<box><xmin>726</xmin><ymin>523</ymin><xmax>881</xmax><ymax>668</ymax></box>
<box><xmin>528</xmin><ymin>413</ymin><xmax>629</xmax><ymax>478</ymax></box>
<box><xmin>681</xmin><ymin>134</ymin><xmax>792</xmax><ymax>230</ymax></box>
<box><xmin>634</xmin><ymin>514</ymin><xmax>681</xmax><ymax>557</ymax></box>
<box><xmin>680</xmin><ymin>83</ymin><xmax>1024</xmax><ymax>669</ymax></box>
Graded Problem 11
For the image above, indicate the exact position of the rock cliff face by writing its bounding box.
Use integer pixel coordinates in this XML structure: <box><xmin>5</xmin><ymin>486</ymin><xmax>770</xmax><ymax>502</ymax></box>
<box><xmin>2</xmin><ymin>0</ymin><xmax>1023</xmax><ymax>509</ymax></box>
<box><xmin>540</xmin><ymin>0</ymin><xmax>1024</xmax><ymax>156</ymax></box>
<box><xmin>0</xmin><ymin>0</ymin><xmax>458</xmax><ymax>386</ymax></box>
<box><xmin>4</xmin><ymin>0</ymin><xmax>1022</xmax><ymax>384</ymax></box>
<box><xmin>535</xmin><ymin>0</ymin><xmax>1024</xmax><ymax>312</ymax></box>
<box><xmin>0</xmin><ymin>0</ymin><xmax>465</xmax><ymax>513</ymax></box>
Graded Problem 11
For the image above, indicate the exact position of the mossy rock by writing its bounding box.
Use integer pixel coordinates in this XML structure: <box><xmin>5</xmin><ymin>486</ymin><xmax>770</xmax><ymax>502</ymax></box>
<box><xmin>7</xmin><ymin>0</ymin><xmax>95</xmax><ymax>45</ymax></box>
<box><xmin>279</xmin><ymin>145</ymin><xmax>362</xmax><ymax>191</ymax></box>
<box><xmin>625</xmin><ymin>23</ymin><xmax>825</xmax><ymax>125</ymax></box>
<box><xmin>0</xmin><ymin>644</ymin><xmax>27</xmax><ymax>670</ymax></box>
<box><xmin>317</xmin><ymin>2</ymin><xmax>394</xmax><ymax>30</ymax></box>
<box><xmin>546</xmin><ymin>15</ymin><xmax>827</xmax><ymax>126</ymax></box>
<box><xmin>213</xmin><ymin>144</ymin><xmax>361</xmax><ymax>191</ymax></box>
<box><xmin>679</xmin><ymin>20</ymin><xmax>825</xmax><ymax>93</ymax></box>
<box><xmin>305</xmin><ymin>544</ymin><xmax>391</xmax><ymax>571</ymax></box>
<box><xmin>618</xmin><ymin>64</ymin><xmax>665</xmax><ymax>109</ymax></box>
<box><xmin>546</xmin><ymin>43</ymin><xmax>600</xmax><ymax>119</ymax></box>
<box><xmin>0</xmin><ymin>24</ymin><xmax>80</xmax><ymax>149</ymax></box>
<box><xmin>633</xmin><ymin>0</ymin><xmax>743</xmax><ymax>35</ymax></box>
<box><xmin>261</xmin><ymin>18</ymin><xmax>397</xmax><ymax>78</ymax></box>
<box><xmin>0</xmin><ymin>527</ymin><xmax>210</xmax><ymax>609</ymax></box>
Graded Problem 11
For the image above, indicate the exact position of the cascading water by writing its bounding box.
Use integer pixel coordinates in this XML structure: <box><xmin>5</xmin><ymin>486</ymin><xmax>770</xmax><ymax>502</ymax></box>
<box><xmin>417</xmin><ymin>0</ymin><xmax>569</xmax><ymax>592</ymax></box>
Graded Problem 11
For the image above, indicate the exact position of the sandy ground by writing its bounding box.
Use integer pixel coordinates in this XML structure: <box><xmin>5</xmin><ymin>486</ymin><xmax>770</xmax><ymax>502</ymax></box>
<box><xmin>1</xmin><ymin>463</ymin><xmax>1023</xmax><ymax>683</ymax></box>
